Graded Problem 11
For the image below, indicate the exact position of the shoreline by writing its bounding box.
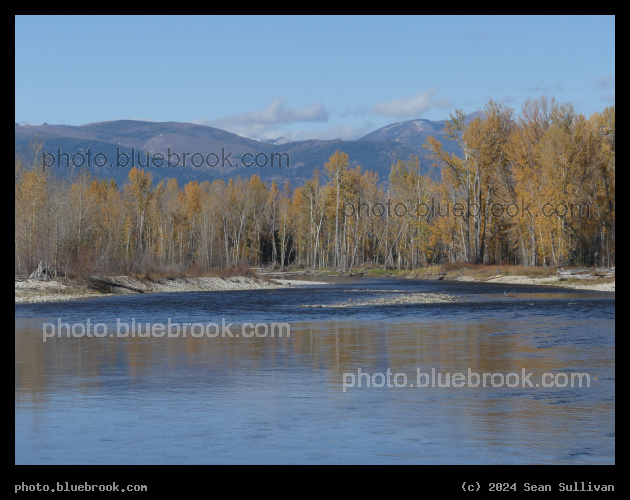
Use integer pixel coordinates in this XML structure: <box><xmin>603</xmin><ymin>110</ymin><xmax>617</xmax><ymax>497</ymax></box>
<box><xmin>260</xmin><ymin>268</ymin><xmax>615</xmax><ymax>293</ymax></box>
<box><xmin>454</xmin><ymin>274</ymin><xmax>615</xmax><ymax>292</ymax></box>
<box><xmin>14</xmin><ymin>275</ymin><xmax>330</xmax><ymax>304</ymax></box>
<box><xmin>15</xmin><ymin>268</ymin><xmax>614</xmax><ymax>304</ymax></box>
<box><xmin>264</xmin><ymin>267</ymin><xmax>615</xmax><ymax>292</ymax></box>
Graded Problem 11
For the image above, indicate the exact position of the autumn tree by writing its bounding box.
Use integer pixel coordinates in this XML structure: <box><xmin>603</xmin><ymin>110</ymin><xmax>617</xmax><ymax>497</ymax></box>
<box><xmin>324</xmin><ymin>150</ymin><xmax>349</xmax><ymax>269</ymax></box>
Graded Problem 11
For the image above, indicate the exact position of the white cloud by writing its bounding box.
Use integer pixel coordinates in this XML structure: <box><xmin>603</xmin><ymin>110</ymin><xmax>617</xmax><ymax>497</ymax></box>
<box><xmin>372</xmin><ymin>88</ymin><xmax>452</xmax><ymax>118</ymax></box>
<box><xmin>258</xmin><ymin>122</ymin><xmax>374</xmax><ymax>142</ymax></box>
<box><xmin>195</xmin><ymin>98</ymin><xmax>329</xmax><ymax>137</ymax></box>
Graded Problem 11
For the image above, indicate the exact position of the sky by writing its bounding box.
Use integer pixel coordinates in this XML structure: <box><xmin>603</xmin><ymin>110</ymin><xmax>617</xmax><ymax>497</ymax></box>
<box><xmin>15</xmin><ymin>15</ymin><xmax>615</xmax><ymax>141</ymax></box>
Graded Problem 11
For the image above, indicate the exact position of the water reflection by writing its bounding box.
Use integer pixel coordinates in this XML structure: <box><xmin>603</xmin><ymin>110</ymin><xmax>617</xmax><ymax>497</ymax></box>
<box><xmin>15</xmin><ymin>279</ymin><xmax>614</xmax><ymax>464</ymax></box>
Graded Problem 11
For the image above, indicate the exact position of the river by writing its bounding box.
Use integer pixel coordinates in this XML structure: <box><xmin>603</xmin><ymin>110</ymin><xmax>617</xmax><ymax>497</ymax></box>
<box><xmin>15</xmin><ymin>277</ymin><xmax>615</xmax><ymax>464</ymax></box>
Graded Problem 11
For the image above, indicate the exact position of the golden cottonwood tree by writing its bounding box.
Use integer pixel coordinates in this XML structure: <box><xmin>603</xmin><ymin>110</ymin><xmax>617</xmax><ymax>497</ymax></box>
<box><xmin>324</xmin><ymin>150</ymin><xmax>349</xmax><ymax>268</ymax></box>
<box><xmin>15</xmin><ymin>97</ymin><xmax>614</xmax><ymax>276</ymax></box>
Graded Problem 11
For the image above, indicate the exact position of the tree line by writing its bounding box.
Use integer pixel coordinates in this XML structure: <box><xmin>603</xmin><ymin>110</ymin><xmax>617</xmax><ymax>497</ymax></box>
<box><xmin>15</xmin><ymin>97</ymin><xmax>614</xmax><ymax>278</ymax></box>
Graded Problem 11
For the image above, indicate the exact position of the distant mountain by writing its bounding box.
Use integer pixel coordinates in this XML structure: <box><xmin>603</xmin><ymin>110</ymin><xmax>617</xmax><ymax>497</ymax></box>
<box><xmin>15</xmin><ymin>116</ymin><xmax>467</xmax><ymax>186</ymax></box>
<box><xmin>360</xmin><ymin>118</ymin><xmax>449</xmax><ymax>150</ymax></box>
<box><xmin>359</xmin><ymin>112</ymin><xmax>482</xmax><ymax>157</ymax></box>
<box><xmin>16</xmin><ymin>120</ymin><xmax>290</xmax><ymax>185</ymax></box>
<box><xmin>264</xmin><ymin>136</ymin><xmax>292</xmax><ymax>146</ymax></box>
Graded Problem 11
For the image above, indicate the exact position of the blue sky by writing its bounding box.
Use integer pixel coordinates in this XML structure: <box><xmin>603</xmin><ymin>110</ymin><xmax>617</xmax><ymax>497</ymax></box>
<box><xmin>15</xmin><ymin>15</ymin><xmax>615</xmax><ymax>141</ymax></box>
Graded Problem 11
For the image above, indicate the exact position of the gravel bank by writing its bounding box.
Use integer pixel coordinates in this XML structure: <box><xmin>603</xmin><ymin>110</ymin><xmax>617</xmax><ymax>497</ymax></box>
<box><xmin>15</xmin><ymin>275</ymin><xmax>331</xmax><ymax>304</ymax></box>
<box><xmin>458</xmin><ymin>274</ymin><xmax>615</xmax><ymax>292</ymax></box>
<box><xmin>301</xmin><ymin>291</ymin><xmax>457</xmax><ymax>308</ymax></box>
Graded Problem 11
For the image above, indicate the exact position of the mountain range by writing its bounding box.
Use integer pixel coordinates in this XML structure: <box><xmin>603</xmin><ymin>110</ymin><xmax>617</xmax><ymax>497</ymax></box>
<box><xmin>15</xmin><ymin>115</ymin><xmax>472</xmax><ymax>186</ymax></box>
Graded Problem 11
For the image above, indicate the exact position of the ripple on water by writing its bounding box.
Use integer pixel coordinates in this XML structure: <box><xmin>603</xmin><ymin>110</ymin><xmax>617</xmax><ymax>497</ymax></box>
<box><xmin>15</xmin><ymin>278</ymin><xmax>614</xmax><ymax>464</ymax></box>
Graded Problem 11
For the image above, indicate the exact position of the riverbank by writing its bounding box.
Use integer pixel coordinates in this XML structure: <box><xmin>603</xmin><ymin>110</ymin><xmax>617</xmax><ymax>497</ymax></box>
<box><xmin>15</xmin><ymin>264</ymin><xmax>614</xmax><ymax>304</ymax></box>
<box><xmin>455</xmin><ymin>274</ymin><xmax>615</xmax><ymax>292</ymax></box>
<box><xmin>14</xmin><ymin>275</ymin><xmax>330</xmax><ymax>304</ymax></box>
<box><xmin>261</xmin><ymin>265</ymin><xmax>615</xmax><ymax>293</ymax></box>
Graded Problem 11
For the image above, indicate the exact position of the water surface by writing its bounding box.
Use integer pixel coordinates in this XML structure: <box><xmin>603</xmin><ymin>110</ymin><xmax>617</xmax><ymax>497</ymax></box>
<box><xmin>15</xmin><ymin>278</ymin><xmax>615</xmax><ymax>464</ymax></box>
